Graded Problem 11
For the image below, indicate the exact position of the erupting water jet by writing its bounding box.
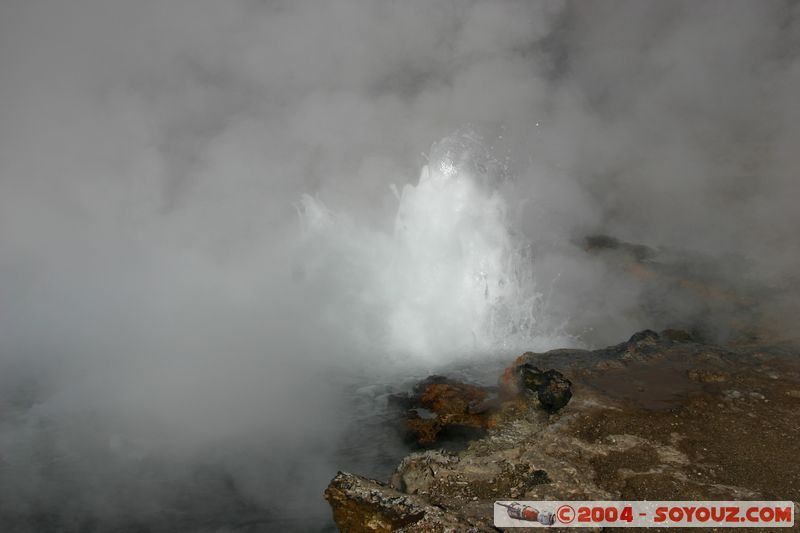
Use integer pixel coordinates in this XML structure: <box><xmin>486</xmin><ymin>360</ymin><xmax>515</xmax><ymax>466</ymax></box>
<box><xmin>296</xmin><ymin>132</ymin><xmax>571</xmax><ymax>364</ymax></box>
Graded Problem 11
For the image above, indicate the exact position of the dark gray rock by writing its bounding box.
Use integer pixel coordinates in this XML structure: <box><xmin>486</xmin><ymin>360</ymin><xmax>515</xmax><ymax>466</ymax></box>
<box><xmin>519</xmin><ymin>365</ymin><xmax>573</xmax><ymax>412</ymax></box>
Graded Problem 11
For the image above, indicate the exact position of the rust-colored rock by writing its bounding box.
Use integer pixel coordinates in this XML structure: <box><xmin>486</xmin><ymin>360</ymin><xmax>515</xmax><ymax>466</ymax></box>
<box><xmin>419</xmin><ymin>381</ymin><xmax>487</xmax><ymax>413</ymax></box>
<box><xmin>404</xmin><ymin>416</ymin><xmax>442</xmax><ymax>446</ymax></box>
<box><xmin>405</xmin><ymin>380</ymin><xmax>492</xmax><ymax>445</ymax></box>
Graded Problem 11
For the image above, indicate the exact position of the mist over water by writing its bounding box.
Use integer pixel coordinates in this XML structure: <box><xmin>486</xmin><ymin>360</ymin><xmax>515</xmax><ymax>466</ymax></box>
<box><xmin>1</xmin><ymin>0</ymin><xmax>800</xmax><ymax>531</ymax></box>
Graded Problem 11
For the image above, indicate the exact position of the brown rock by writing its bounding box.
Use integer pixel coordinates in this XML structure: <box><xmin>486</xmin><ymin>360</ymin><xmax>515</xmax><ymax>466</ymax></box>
<box><xmin>688</xmin><ymin>368</ymin><xmax>729</xmax><ymax>383</ymax></box>
<box><xmin>401</xmin><ymin>378</ymin><xmax>494</xmax><ymax>445</ymax></box>
<box><xmin>519</xmin><ymin>365</ymin><xmax>573</xmax><ymax>413</ymax></box>
<box><xmin>324</xmin><ymin>471</ymin><xmax>495</xmax><ymax>532</ymax></box>
<box><xmin>419</xmin><ymin>381</ymin><xmax>487</xmax><ymax>414</ymax></box>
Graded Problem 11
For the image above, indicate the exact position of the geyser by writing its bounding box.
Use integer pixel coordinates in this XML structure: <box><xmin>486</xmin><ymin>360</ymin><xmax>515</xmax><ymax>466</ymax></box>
<box><xmin>296</xmin><ymin>132</ymin><xmax>572</xmax><ymax>365</ymax></box>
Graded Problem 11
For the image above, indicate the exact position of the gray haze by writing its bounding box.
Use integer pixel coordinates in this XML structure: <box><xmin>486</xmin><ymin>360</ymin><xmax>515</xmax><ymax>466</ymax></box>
<box><xmin>1</xmin><ymin>0</ymin><xmax>799</xmax><ymax>531</ymax></box>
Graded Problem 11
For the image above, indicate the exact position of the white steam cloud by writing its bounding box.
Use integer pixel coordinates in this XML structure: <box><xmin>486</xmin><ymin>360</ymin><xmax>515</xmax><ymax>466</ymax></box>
<box><xmin>296</xmin><ymin>130</ymin><xmax>571</xmax><ymax>364</ymax></box>
<box><xmin>1</xmin><ymin>0</ymin><xmax>799</xmax><ymax>530</ymax></box>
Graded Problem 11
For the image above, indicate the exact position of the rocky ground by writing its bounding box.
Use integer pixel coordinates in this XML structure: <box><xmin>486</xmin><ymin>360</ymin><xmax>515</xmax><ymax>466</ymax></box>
<box><xmin>324</xmin><ymin>329</ymin><xmax>800</xmax><ymax>532</ymax></box>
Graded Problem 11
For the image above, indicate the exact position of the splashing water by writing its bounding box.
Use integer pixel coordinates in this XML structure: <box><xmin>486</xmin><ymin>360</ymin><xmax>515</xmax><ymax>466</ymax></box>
<box><xmin>295</xmin><ymin>133</ymin><xmax>571</xmax><ymax>364</ymax></box>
